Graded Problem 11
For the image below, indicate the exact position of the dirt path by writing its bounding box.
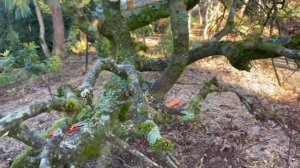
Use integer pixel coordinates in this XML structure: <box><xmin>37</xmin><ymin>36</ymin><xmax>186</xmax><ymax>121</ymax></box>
<box><xmin>0</xmin><ymin>53</ymin><xmax>300</xmax><ymax>167</ymax></box>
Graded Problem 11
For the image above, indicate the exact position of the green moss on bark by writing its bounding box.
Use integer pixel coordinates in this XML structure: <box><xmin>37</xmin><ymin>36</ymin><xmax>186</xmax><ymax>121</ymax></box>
<box><xmin>139</xmin><ymin>120</ymin><xmax>156</xmax><ymax>134</ymax></box>
<box><xmin>150</xmin><ymin>138</ymin><xmax>174</xmax><ymax>151</ymax></box>
<box><xmin>77</xmin><ymin>131</ymin><xmax>106</xmax><ymax>163</ymax></box>
<box><xmin>10</xmin><ymin>147</ymin><xmax>33</xmax><ymax>168</ymax></box>
<box><xmin>76</xmin><ymin>106</ymin><xmax>94</xmax><ymax>122</ymax></box>
<box><xmin>227</xmin><ymin>43</ymin><xmax>274</xmax><ymax>71</ymax></box>
<box><xmin>96</xmin><ymin>75</ymin><xmax>130</xmax><ymax>115</ymax></box>
<box><xmin>284</xmin><ymin>35</ymin><xmax>300</xmax><ymax>49</ymax></box>
<box><xmin>64</xmin><ymin>99</ymin><xmax>82</xmax><ymax>114</ymax></box>
<box><xmin>43</xmin><ymin>117</ymin><xmax>65</xmax><ymax>138</ymax></box>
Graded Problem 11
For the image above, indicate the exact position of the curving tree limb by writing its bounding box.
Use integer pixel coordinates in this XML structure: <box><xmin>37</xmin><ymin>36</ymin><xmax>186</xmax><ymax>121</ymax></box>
<box><xmin>0</xmin><ymin>101</ymin><xmax>49</xmax><ymax>136</ymax></box>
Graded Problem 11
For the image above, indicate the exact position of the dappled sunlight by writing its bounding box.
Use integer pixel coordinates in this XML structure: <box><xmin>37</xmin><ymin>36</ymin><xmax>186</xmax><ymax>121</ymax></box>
<box><xmin>194</xmin><ymin>56</ymin><xmax>299</xmax><ymax>102</ymax></box>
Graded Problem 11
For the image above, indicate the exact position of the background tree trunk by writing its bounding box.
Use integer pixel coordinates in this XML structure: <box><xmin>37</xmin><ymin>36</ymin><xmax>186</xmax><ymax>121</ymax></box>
<box><xmin>33</xmin><ymin>0</ymin><xmax>51</xmax><ymax>58</ymax></box>
<box><xmin>48</xmin><ymin>0</ymin><xmax>66</xmax><ymax>57</ymax></box>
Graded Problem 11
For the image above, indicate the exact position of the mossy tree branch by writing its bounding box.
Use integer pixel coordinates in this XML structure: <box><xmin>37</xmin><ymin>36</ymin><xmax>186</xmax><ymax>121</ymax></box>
<box><xmin>148</xmin><ymin>0</ymin><xmax>190</xmax><ymax>101</ymax></box>
<box><xmin>62</xmin><ymin>0</ymin><xmax>200</xmax><ymax>40</ymax></box>
<box><xmin>102</xmin><ymin>0</ymin><xmax>137</xmax><ymax>63</ymax></box>
<box><xmin>40</xmin><ymin>120</ymin><xmax>70</xmax><ymax>168</ymax></box>
<box><xmin>0</xmin><ymin>101</ymin><xmax>49</xmax><ymax>136</ymax></box>
<box><xmin>8</xmin><ymin>124</ymin><xmax>47</xmax><ymax>149</ymax></box>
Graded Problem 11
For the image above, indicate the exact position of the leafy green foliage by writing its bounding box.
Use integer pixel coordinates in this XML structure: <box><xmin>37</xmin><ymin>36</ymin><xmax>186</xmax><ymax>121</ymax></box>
<box><xmin>0</xmin><ymin>72</ymin><xmax>16</xmax><ymax>85</ymax></box>
<box><xmin>12</xmin><ymin>42</ymin><xmax>46</xmax><ymax>75</ymax></box>
<box><xmin>2</xmin><ymin>0</ymin><xmax>32</xmax><ymax>19</ymax></box>
<box><xmin>284</xmin><ymin>35</ymin><xmax>300</xmax><ymax>50</ymax></box>
<box><xmin>64</xmin><ymin>98</ymin><xmax>82</xmax><ymax>114</ymax></box>
<box><xmin>47</xmin><ymin>54</ymin><xmax>63</xmax><ymax>74</ymax></box>
<box><xmin>0</xmin><ymin>49</ymin><xmax>11</xmax><ymax>57</ymax></box>
<box><xmin>65</xmin><ymin>25</ymin><xmax>81</xmax><ymax>53</ymax></box>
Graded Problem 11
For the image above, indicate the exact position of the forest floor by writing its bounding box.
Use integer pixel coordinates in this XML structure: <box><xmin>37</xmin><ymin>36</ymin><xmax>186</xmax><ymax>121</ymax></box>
<box><xmin>0</xmin><ymin>37</ymin><xmax>300</xmax><ymax>167</ymax></box>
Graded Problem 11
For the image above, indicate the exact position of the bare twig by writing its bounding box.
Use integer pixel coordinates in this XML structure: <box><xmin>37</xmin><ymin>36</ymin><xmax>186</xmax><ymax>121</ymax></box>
<box><xmin>271</xmin><ymin>58</ymin><xmax>282</xmax><ymax>86</ymax></box>
<box><xmin>107</xmin><ymin>133</ymin><xmax>161</xmax><ymax>168</ymax></box>
<box><xmin>242</xmin><ymin>136</ymin><xmax>277</xmax><ymax>151</ymax></box>
<box><xmin>42</xmin><ymin>75</ymin><xmax>54</xmax><ymax>99</ymax></box>
<box><xmin>282</xmin><ymin>68</ymin><xmax>298</xmax><ymax>84</ymax></box>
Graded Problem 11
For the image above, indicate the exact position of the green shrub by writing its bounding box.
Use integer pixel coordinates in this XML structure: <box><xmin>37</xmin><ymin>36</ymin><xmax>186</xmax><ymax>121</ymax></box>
<box><xmin>0</xmin><ymin>73</ymin><xmax>16</xmax><ymax>85</ymax></box>
<box><xmin>47</xmin><ymin>54</ymin><xmax>63</xmax><ymax>74</ymax></box>
<box><xmin>9</xmin><ymin>42</ymin><xmax>46</xmax><ymax>75</ymax></box>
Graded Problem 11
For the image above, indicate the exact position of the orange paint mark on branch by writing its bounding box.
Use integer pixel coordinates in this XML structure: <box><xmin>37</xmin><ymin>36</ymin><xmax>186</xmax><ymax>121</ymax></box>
<box><xmin>166</xmin><ymin>98</ymin><xmax>183</xmax><ymax>108</ymax></box>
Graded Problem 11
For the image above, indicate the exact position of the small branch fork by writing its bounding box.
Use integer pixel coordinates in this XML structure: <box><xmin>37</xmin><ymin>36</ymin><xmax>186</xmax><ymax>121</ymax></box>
<box><xmin>213</xmin><ymin>0</ymin><xmax>240</xmax><ymax>41</ymax></box>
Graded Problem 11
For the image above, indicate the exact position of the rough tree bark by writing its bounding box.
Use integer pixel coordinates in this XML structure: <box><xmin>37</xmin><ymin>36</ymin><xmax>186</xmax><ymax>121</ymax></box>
<box><xmin>48</xmin><ymin>0</ymin><xmax>66</xmax><ymax>57</ymax></box>
<box><xmin>33</xmin><ymin>0</ymin><xmax>51</xmax><ymax>58</ymax></box>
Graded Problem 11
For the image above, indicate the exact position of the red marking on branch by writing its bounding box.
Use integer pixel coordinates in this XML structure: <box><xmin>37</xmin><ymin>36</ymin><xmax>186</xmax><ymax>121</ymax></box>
<box><xmin>48</xmin><ymin>124</ymin><xmax>84</xmax><ymax>138</ymax></box>
<box><xmin>166</xmin><ymin>98</ymin><xmax>183</xmax><ymax>108</ymax></box>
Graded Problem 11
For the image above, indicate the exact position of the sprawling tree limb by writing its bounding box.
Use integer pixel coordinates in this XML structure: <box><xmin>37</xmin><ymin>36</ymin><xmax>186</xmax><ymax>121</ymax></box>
<box><xmin>8</xmin><ymin>124</ymin><xmax>47</xmax><ymax>149</ymax></box>
<box><xmin>61</xmin><ymin>1</ymin><xmax>105</xmax><ymax>42</ymax></box>
<box><xmin>40</xmin><ymin>120</ymin><xmax>70</xmax><ymax>168</ymax></box>
<box><xmin>241</xmin><ymin>42</ymin><xmax>300</xmax><ymax>59</ymax></box>
<box><xmin>80</xmin><ymin>59</ymin><xmax>106</xmax><ymax>92</ymax></box>
<box><xmin>139</xmin><ymin>42</ymin><xmax>222</xmax><ymax>71</ymax></box>
<box><xmin>124</xmin><ymin>0</ymin><xmax>199</xmax><ymax>31</ymax></box>
<box><xmin>103</xmin><ymin>62</ymin><xmax>173</xmax><ymax>151</ymax></box>
<box><xmin>114</xmin><ymin>64</ymin><xmax>149</xmax><ymax>117</ymax></box>
<box><xmin>149</xmin><ymin>0</ymin><xmax>190</xmax><ymax>101</ymax></box>
<box><xmin>79</xmin><ymin>59</ymin><xmax>111</xmax><ymax>103</ymax></box>
<box><xmin>140</xmin><ymin>40</ymin><xmax>300</xmax><ymax>73</ymax></box>
<box><xmin>0</xmin><ymin>101</ymin><xmax>49</xmax><ymax>136</ymax></box>
<box><xmin>62</xmin><ymin>0</ymin><xmax>200</xmax><ymax>40</ymax></box>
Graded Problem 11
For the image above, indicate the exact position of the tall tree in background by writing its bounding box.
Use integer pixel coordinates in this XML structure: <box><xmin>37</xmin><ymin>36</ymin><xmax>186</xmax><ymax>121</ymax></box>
<box><xmin>0</xmin><ymin>0</ymin><xmax>65</xmax><ymax>58</ymax></box>
<box><xmin>33</xmin><ymin>0</ymin><xmax>51</xmax><ymax>58</ymax></box>
<box><xmin>48</xmin><ymin>0</ymin><xmax>65</xmax><ymax>57</ymax></box>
